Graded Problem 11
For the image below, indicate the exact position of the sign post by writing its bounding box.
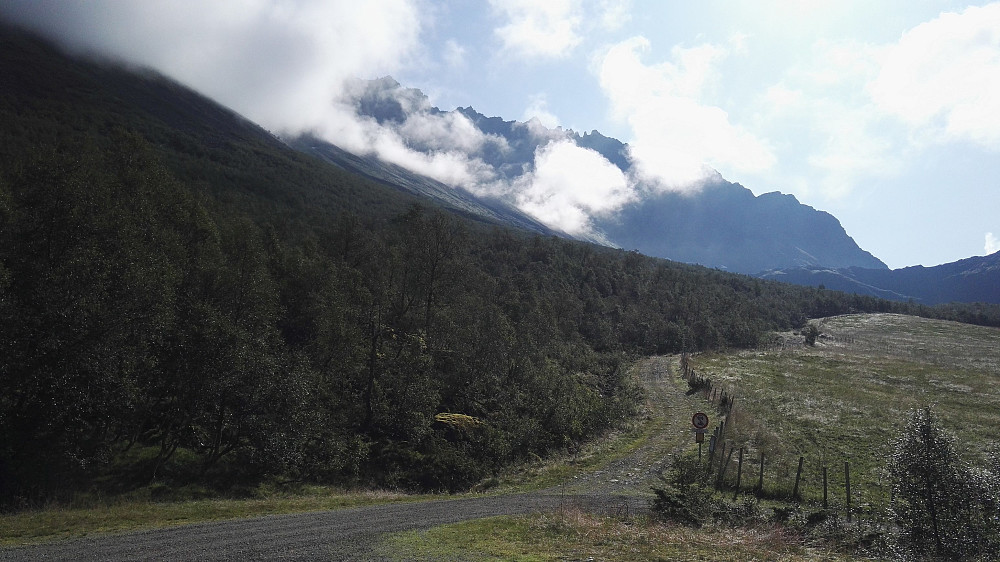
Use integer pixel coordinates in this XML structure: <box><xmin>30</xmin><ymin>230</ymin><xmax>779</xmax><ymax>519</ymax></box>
<box><xmin>692</xmin><ymin>412</ymin><xmax>710</xmax><ymax>461</ymax></box>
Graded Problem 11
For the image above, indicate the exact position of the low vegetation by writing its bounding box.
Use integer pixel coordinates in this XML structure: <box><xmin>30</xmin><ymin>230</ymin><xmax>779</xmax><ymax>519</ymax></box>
<box><xmin>666</xmin><ymin>314</ymin><xmax>1000</xmax><ymax>558</ymax></box>
<box><xmin>376</xmin><ymin>508</ymin><xmax>854</xmax><ymax>561</ymax></box>
<box><xmin>0</xmin><ymin>486</ymin><xmax>420</xmax><ymax>547</ymax></box>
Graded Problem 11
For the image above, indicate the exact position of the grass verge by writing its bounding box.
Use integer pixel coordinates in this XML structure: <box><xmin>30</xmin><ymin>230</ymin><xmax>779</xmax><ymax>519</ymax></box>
<box><xmin>375</xmin><ymin>508</ymin><xmax>860</xmax><ymax>561</ymax></box>
<box><xmin>0</xmin><ymin>487</ymin><xmax>425</xmax><ymax>547</ymax></box>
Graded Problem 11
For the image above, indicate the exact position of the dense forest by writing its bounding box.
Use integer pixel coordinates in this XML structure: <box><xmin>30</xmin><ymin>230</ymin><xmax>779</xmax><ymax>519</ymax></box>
<box><xmin>2</xmin><ymin>27</ymin><xmax>999</xmax><ymax>505</ymax></box>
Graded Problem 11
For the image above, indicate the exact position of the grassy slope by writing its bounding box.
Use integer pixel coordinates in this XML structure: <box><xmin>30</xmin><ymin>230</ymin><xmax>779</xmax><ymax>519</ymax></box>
<box><xmin>692</xmin><ymin>313</ymin><xmax>1000</xmax><ymax>507</ymax></box>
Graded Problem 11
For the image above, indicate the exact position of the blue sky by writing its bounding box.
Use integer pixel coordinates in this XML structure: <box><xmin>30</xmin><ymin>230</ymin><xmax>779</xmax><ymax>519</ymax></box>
<box><xmin>5</xmin><ymin>1</ymin><xmax>1000</xmax><ymax>268</ymax></box>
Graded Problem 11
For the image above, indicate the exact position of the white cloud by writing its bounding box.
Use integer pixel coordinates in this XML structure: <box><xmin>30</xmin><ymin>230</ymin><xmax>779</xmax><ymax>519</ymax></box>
<box><xmin>522</xmin><ymin>94</ymin><xmax>561</xmax><ymax>128</ymax></box>
<box><xmin>0</xmin><ymin>0</ymin><xmax>424</xmax><ymax>134</ymax></box>
<box><xmin>595</xmin><ymin>0</ymin><xmax>631</xmax><ymax>31</ymax></box>
<box><xmin>751</xmin><ymin>38</ymin><xmax>907</xmax><ymax>199</ymax></box>
<box><xmin>490</xmin><ymin>0</ymin><xmax>582</xmax><ymax>59</ymax></box>
<box><xmin>442</xmin><ymin>39</ymin><xmax>466</xmax><ymax>68</ymax></box>
<box><xmin>515</xmin><ymin>140</ymin><xmax>634</xmax><ymax>235</ymax></box>
<box><xmin>398</xmin><ymin>111</ymin><xmax>492</xmax><ymax>154</ymax></box>
<box><xmin>987</xmin><ymin>233</ymin><xmax>1000</xmax><ymax>255</ymax></box>
<box><xmin>1</xmin><ymin>1</ymin><xmax>519</xmax><ymax>202</ymax></box>
<box><xmin>869</xmin><ymin>3</ymin><xmax>1000</xmax><ymax>149</ymax></box>
<box><xmin>597</xmin><ymin>36</ymin><xmax>775</xmax><ymax>190</ymax></box>
<box><xmin>754</xmin><ymin>4</ymin><xmax>1000</xmax><ymax>201</ymax></box>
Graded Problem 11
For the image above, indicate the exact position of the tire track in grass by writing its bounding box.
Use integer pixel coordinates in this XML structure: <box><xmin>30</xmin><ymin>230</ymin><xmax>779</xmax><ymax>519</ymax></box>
<box><xmin>550</xmin><ymin>355</ymin><xmax>704</xmax><ymax>497</ymax></box>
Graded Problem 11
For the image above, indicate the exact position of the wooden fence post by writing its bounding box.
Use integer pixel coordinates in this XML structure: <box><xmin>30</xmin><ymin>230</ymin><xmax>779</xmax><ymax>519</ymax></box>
<box><xmin>718</xmin><ymin>445</ymin><xmax>735</xmax><ymax>489</ymax></box>
<box><xmin>708</xmin><ymin>428</ymin><xmax>719</xmax><ymax>464</ymax></box>
<box><xmin>823</xmin><ymin>466</ymin><xmax>828</xmax><ymax>508</ymax></box>
<box><xmin>756</xmin><ymin>454</ymin><xmax>765</xmax><ymax>496</ymax></box>
<box><xmin>713</xmin><ymin>441</ymin><xmax>726</xmax><ymax>488</ymax></box>
<box><xmin>845</xmin><ymin>461</ymin><xmax>852</xmax><ymax>522</ymax></box>
<box><xmin>734</xmin><ymin>447</ymin><xmax>744</xmax><ymax>500</ymax></box>
<box><xmin>792</xmin><ymin>456</ymin><xmax>805</xmax><ymax>500</ymax></box>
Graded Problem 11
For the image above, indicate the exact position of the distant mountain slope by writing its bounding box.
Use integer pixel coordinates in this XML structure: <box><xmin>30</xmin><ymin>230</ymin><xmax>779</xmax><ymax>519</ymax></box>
<box><xmin>288</xmin><ymin>134</ymin><xmax>557</xmax><ymax>235</ymax></box>
<box><xmin>322</xmin><ymin>77</ymin><xmax>888</xmax><ymax>274</ymax></box>
<box><xmin>758</xmin><ymin>251</ymin><xmax>1000</xmax><ymax>304</ymax></box>
<box><xmin>0</xmin><ymin>29</ymin><xmax>546</xmax><ymax>235</ymax></box>
<box><xmin>594</xmin><ymin>180</ymin><xmax>887</xmax><ymax>273</ymax></box>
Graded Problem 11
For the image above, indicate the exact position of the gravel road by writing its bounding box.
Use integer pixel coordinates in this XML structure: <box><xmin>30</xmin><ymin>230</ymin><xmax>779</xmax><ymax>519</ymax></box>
<box><xmin>1</xmin><ymin>357</ymin><xmax>696</xmax><ymax>561</ymax></box>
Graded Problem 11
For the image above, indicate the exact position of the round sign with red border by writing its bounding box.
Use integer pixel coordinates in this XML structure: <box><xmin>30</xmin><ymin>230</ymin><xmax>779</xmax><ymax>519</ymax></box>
<box><xmin>692</xmin><ymin>412</ymin><xmax>709</xmax><ymax>429</ymax></box>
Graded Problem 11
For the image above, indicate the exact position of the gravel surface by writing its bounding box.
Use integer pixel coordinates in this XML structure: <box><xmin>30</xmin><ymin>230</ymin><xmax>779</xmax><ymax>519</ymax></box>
<box><xmin>1</xmin><ymin>357</ymin><xmax>695</xmax><ymax>561</ymax></box>
<box><xmin>0</xmin><ymin>494</ymin><xmax>644</xmax><ymax>561</ymax></box>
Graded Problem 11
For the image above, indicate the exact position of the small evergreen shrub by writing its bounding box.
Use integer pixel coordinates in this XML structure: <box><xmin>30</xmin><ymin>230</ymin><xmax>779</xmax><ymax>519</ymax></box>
<box><xmin>887</xmin><ymin>408</ymin><xmax>1000</xmax><ymax>559</ymax></box>
<box><xmin>650</xmin><ymin>454</ymin><xmax>716</xmax><ymax>526</ymax></box>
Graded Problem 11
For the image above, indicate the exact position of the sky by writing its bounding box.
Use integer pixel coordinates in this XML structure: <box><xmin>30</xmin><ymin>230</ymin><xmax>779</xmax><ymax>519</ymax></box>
<box><xmin>3</xmin><ymin>1</ymin><xmax>1000</xmax><ymax>268</ymax></box>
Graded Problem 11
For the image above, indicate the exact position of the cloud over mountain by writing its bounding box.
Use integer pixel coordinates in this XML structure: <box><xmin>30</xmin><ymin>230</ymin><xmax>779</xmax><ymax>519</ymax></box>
<box><xmin>0</xmin><ymin>0</ymin><xmax>423</xmax><ymax>135</ymax></box>
<box><xmin>514</xmin><ymin>140</ymin><xmax>633</xmax><ymax>236</ymax></box>
<box><xmin>597</xmin><ymin>36</ymin><xmax>776</xmax><ymax>191</ymax></box>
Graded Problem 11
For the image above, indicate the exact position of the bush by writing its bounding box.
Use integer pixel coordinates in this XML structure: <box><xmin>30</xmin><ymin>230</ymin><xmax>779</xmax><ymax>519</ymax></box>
<box><xmin>650</xmin><ymin>454</ymin><xmax>716</xmax><ymax>526</ymax></box>
<box><xmin>803</xmin><ymin>324</ymin><xmax>820</xmax><ymax>346</ymax></box>
<box><xmin>887</xmin><ymin>408</ymin><xmax>1000</xmax><ymax>558</ymax></box>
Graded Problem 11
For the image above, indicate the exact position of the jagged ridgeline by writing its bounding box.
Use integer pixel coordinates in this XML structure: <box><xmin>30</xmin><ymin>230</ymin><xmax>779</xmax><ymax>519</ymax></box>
<box><xmin>0</xmin><ymin>26</ymin><xmax>987</xmax><ymax>503</ymax></box>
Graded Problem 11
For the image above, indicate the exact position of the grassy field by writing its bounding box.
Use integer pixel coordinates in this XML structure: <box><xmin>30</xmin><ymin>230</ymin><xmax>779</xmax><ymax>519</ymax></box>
<box><xmin>688</xmin><ymin>313</ymin><xmax>1000</xmax><ymax>508</ymax></box>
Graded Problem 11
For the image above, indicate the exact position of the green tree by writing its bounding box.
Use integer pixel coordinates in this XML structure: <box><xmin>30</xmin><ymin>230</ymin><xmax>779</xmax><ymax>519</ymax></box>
<box><xmin>803</xmin><ymin>323</ymin><xmax>820</xmax><ymax>346</ymax></box>
<box><xmin>887</xmin><ymin>408</ymin><xmax>1000</xmax><ymax>558</ymax></box>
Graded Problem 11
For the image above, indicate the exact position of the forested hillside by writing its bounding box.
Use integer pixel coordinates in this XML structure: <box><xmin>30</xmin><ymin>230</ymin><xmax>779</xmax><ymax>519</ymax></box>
<box><xmin>2</xmin><ymin>27</ymin><xmax>998</xmax><ymax>505</ymax></box>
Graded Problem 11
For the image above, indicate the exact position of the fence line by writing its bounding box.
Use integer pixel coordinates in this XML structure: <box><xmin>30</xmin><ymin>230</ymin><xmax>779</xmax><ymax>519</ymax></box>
<box><xmin>678</xmin><ymin>353</ymin><xmax>878</xmax><ymax>524</ymax></box>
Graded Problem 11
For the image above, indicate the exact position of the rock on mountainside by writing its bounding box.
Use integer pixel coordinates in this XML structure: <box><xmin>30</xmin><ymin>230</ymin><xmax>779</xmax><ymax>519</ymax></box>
<box><xmin>309</xmin><ymin>76</ymin><xmax>888</xmax><ymax>274</ymax></box>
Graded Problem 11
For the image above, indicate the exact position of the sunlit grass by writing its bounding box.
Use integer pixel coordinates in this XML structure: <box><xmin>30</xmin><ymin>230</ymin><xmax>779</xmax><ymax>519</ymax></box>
<box><xmin>376</xmin><ymin>508</ymin><xmax>860</xmax><ymax>561</ymax></box>
<box><xmin>688</xmin><ymin>313</ymin><xmax>1000</xmax><ymax>507</ymax></box>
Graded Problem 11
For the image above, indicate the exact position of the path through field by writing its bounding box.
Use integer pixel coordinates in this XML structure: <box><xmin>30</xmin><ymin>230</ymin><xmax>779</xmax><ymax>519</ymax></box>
<box><xmin>0</xmin><ymin>357</ymin><xmax>702</xmax><ymax>561</ymax></box>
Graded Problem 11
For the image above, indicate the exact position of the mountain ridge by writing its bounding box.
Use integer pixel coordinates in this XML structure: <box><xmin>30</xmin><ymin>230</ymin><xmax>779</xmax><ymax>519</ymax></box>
<box><xmin>758</xmin><ymin>251</ymin><xmax>1000</xmax><ymax>304</ymax></box>
<box><xmin>332</xmin><ymin>76</ymin><xmax>888</xmax><ymax>274</ymax></box>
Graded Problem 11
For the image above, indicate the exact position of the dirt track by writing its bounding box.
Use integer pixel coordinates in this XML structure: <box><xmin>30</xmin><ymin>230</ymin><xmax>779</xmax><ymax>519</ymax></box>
<box><xmin>0</xmin><ymin>357</ymin><xmax>700</xmax><ymax>561</ymax></box>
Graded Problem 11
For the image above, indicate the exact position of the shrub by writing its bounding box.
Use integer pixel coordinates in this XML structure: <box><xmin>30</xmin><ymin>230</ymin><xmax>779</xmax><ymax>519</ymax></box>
<box><xmin>803</xmin><ymin>324</ymin><xmax>820</xmax><ymax>346</ymax></box>
<box><xmin>887</xmin><ymin>408</ymin><xmax>1000</xmax><ymax>558</ymax></box>
<box><xmin>650</xmin><ymin>454</ymin><xmax>716</xmax><ymax>526</ymax></box>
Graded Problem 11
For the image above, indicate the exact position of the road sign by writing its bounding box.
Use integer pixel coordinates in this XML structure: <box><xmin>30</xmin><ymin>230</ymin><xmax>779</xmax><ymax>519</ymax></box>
<box><xmin>692</xmin><ymin>412</ymin><xmax>709</xmax><ymax>430</ymax></box>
